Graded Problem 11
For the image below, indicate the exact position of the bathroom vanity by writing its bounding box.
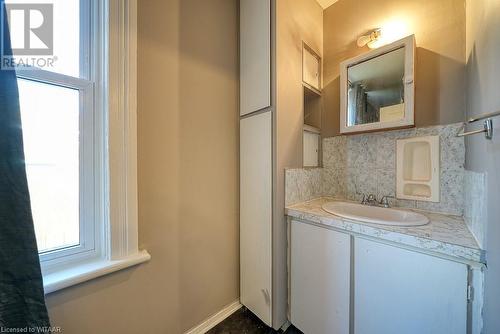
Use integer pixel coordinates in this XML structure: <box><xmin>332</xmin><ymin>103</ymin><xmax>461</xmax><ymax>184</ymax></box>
<box><xmin>286</xmin><ymin>198</ymin><xmax>484</xmax><ymax>334</ymax></box>
<box><xmin>239</xmin><ymin>0</ymin><xmax>489</xmax><ymax>331</ymax></box>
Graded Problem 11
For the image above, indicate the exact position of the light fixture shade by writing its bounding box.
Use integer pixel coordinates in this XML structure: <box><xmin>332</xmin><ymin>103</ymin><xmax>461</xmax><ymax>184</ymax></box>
<box><xmin>357</xmin><ymin>29</ymin><xmax>382</xmax><ymax>48</ymax></box>
<box><xmin>357</xmin><ymin>35</ymin><xmax>372</xmax><ymax>47</ymax></box>
<box><xmin>367</xmin><ymin>38</ymin><xmax>384</xmax><ymax>49</ymax></box>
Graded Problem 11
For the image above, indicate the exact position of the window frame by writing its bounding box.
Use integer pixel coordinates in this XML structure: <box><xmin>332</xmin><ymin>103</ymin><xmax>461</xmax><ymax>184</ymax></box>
<box><xmin>18</xmin><ymin>72</ymin><xmax>98</xmax><ymax>266</ymax></box>
<box><xmin>15</xmin><ymin>0</ymin><xmax>101</xmax><ymax>268</ymax></box>
<box><xmin>13</xmin><ymin>0</ymin><xmax>149</xmax><ymax>291</ymax></box>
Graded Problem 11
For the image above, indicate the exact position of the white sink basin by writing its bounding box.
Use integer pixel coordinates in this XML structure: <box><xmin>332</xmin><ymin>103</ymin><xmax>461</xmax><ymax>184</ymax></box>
<box><xmin>321</xmin><ymin>201</ymin><xmax>429</xmax><ymax>226</ymax></box>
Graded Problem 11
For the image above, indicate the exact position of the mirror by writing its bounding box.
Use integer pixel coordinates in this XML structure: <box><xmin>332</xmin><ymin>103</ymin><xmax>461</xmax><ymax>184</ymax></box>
<box><xmin>340</xmin><ymin>35</ymin><xmax>415</xmax><ymax>134</ymax></box>
<box><xmin>347</xmin><ymin>47</ymin><xmax>405</xmax><ymax>126</ymax></box>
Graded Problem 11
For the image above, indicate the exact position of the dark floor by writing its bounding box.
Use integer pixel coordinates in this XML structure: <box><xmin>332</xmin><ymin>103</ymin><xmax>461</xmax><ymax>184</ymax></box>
<box><xmin>207</xmin><ymin>308</ymin><xmax>303</xmax><ymax>334</ymax></box>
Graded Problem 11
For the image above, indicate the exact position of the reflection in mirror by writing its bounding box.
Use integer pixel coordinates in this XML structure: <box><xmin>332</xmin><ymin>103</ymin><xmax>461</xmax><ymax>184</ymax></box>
<box><xmin>347</xmin><ymin>47</ymin><xmax>405</xmax><ymax>127</ymax></box>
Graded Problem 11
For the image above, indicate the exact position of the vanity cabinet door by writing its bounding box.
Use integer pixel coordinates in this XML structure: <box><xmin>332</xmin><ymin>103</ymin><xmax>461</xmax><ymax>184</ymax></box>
<box><xmin>290</xmin><ymin>221</ymin><xmax>350</xmax><ymax>334</ymax></box>
<box><xmin>354</xmin><ymin>238</ymin><xmax>468</xmax><ymax>334</ymax></box>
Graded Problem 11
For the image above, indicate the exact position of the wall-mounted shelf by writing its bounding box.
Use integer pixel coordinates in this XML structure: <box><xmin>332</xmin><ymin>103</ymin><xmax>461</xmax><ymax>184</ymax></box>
<box><xmin>303</xmin><ymin>124</ymin><xmax>321</xmax><ymax>134</ymax></box>
<box><xmin>303</xmin><ymin>86</ymin><xmax>322</xmax><ymax>129</ymax></box>
<box><xmin>302</xmin><ymin>43</ymin><xmax>322</xmax><ymax>169</ymax></box>
<box><xmin>303</xmin><ymin>82</ymin><xmax>321</xmax><ymax>97</ymax></box>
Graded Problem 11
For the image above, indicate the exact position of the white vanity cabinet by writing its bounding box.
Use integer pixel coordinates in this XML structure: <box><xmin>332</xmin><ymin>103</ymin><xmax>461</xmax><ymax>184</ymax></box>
<box><xmin>289</xmin><ymin>220</ymin><xmax>472</xmax><ymax>334</ymax></box>
<box><xmin>354</xmin><ymin>238</ymin><xmax>468</xmax><ymax>334</ymax></box>
<box><xmin>290</xmin><ymin>221</ymin><xmax>350</xmax><ymax>334</ymax></box>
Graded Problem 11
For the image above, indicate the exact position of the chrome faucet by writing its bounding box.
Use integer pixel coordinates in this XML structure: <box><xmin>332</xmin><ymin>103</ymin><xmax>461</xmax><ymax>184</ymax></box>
<box><xmin>361</xmin><ymin>194</ymin><xmax>395</xmax><ymax>207</ymax></box>
<box><xmin>361</xmin><ymin>194</ymin><xmax>378</xmax><ymax>206</ymax></box>
<box><xmin>379</xmin><ymin>195</ymin><xmax>395</xmax><ymax>208</ymax></box>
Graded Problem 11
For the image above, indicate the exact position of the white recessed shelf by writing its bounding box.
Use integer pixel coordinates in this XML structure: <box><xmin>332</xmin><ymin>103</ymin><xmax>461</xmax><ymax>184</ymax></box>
<box><xmin>397</xmin><ymin>136</ymin><xmax>439</xmax><ymax>202</ymax></box>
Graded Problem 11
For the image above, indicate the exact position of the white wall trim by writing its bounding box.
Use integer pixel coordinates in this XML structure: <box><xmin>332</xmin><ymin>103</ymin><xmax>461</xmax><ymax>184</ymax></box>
<box><xmin>184</xmin><ymin>300</ymin><xmax>242</xmax><ymax>334</ymax></box>
<box><xmin>43</xmin><ymin>251</ymin><xmax>150</xmax><ymax>294</ymax></box>
<box><xmin>107</xmin><ymin>0</ymin><xmax>140</xmax><ymax>260</ymax></box>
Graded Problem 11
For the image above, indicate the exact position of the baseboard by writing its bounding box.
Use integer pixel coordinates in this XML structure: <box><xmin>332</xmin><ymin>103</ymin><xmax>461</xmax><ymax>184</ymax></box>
<box><xmin>184</xmin><ymin>300</ymin><xmax>242</xmax><ymax>334</ymax></box>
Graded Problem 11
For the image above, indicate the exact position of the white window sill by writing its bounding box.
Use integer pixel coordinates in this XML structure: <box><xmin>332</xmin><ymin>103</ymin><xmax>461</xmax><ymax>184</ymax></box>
<box><xmin>43</xmin><ymin>250</ymin><xmax>151</xmax><ymax>294</ymax></box>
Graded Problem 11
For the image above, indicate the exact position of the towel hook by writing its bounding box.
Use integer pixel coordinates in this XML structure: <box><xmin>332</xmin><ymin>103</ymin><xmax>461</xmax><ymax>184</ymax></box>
<box><xmin>457</xmin><ymin>119</ymin><xmax>493</xmax><ymax>140</ymax></box>
<box><xmin>456</xmin><ymin>109</ymin><xmax>500</xmax><ymax>139</ymax></box>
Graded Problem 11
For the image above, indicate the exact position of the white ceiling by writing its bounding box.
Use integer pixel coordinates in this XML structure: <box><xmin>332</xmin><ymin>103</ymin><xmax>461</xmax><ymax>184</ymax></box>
<box><xmin>316</xmin><ymin>0</ymin><xmax>339</xmax><ymax>9</ymax></box>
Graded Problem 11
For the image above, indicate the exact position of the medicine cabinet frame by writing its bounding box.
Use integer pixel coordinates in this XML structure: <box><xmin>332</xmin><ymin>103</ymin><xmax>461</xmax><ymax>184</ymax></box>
<box><xmin>339</xmin><ymin>35</ymin><xmax>416</xmax><ymax>134</ymax></box>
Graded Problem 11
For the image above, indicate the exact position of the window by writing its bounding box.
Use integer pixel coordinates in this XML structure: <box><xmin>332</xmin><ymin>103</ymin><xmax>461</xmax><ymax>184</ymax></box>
<box><xmin>6</xmin><ymin>0</ymin><xmax>99</xmax><ymax>266</ymax></box>
<box><xmin>19</xmin><ymin>79</ymin><xmax>82</xmax><ymax>254</ymax></box>
<box><xmin>4</xmin><ymin>0</ymin><xmax>148</xmax><ymax>292</ymax></box>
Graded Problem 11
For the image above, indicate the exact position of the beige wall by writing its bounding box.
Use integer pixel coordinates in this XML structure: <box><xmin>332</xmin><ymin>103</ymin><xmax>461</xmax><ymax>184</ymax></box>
<box><xmin>465</xmin><ymin>0</ymin><xmax>500</xmax><ymax>332</ymax></box>
<box><xmin>45</xmin><ymin>1</ymin><xmax>240</xmax><ymax>333</ymax></box>
<box><xmin>274</xmin><ymin>0</ymin><xmax>323</xmax><ymax>326</ymax></box>
<box><xmin>323</xmin><ymin>0</ymin><xmax>466</xmax><ymax>137</ymax></box>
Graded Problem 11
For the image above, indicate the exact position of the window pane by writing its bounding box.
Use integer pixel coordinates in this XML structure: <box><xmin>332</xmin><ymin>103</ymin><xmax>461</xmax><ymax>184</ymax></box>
<box><xmin>18</xmin><ymin>79</ymin><xmax>80</xmax><ymax>253</ymax></box>
<box><xmin>5</xmin><ymin>0</ymin><xmax>82</xmax><ymax>78</ymax></box>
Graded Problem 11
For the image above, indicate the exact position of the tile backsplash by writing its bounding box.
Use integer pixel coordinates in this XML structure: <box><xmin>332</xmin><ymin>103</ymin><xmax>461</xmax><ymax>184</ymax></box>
<box><xmin>285</xmin><ymin>168</ymin><xmax>323</xmax><ymax>206</ymax></box>
<box><xmin>464</xmin><ymin>170</ymin><xmax>486</xmax><ymax>247</ymax></box>
<box><xmin>286</xmin><ymin>123</ymin><xmax>466</xmax><ymax>216</ymax></box>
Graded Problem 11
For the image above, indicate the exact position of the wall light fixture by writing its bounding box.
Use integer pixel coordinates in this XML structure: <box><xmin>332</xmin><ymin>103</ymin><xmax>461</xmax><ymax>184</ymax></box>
<box><xmin>356</xmin><ymin>29</ymin><xmax>382</xmax><ymax>49</ymax></box>
<box><xmin>357</xmin><ymin>21</ymin><xmax>411</xmax><ymax>49</ymax></box>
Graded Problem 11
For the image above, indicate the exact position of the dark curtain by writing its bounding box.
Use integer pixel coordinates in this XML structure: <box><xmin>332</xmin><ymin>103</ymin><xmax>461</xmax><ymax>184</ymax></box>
<box><xmin>0</xmin><ymin>1</ymin><xmax>51</xmax><ymax>332</ymax></box>
<box><xmin>354</xmin><ymin>84</ymin><xmax>367</xmax><ymax>125</ymax></box>
<box><xmin>349</xmin><ymin>83</ymin><xmax>379</xmax><ymax>125</ymax></box>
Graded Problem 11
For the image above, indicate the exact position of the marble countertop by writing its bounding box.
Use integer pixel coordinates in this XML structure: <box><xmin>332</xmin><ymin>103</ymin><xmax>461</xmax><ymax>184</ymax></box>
<box><xmin>286</xmin><ymin>197</ymin><xmax>484</xmax><ymax>264</ymax></box>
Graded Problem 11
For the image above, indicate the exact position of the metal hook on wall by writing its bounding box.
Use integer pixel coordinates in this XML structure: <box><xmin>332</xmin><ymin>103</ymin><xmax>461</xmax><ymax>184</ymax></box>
<box><xmin>456</xmin><ymin>110</ymin><xmax>500</xmax><ymax>140</ymax></box>
<box><xmin>457</xmin><ymin>119</ymin><xmax>493</xmax><ymax>140</ymax></box>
